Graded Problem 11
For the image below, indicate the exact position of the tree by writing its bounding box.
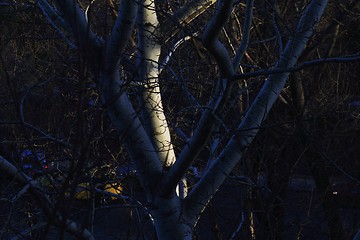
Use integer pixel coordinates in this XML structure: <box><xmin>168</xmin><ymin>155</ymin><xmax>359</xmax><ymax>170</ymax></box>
<box><xmin>1</xmin><ymin>0</ymin><xmax>360</xmax><ymax>239</ymax></box>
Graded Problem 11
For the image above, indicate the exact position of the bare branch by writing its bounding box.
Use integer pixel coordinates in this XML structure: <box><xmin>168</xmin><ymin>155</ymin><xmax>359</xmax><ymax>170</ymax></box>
<box><xmin>53</xmin><ymin>0</ymin><xmax>103</xmax><ymax>51</ymax></box>
<box><xmin>174</xmin><ymin>0</ymin><xmax>216</xmax><ymax>25</ymax></box>
<box><xmin>160</xmin><ymin>0</ymin><xmax>235</xmax><ymax>197</ymax></box>
<box><xmin>0</xmin><ymin>155</ymin><xmax>95</xmax><ymax>240</ymax></box>
<box><xmin>161</xmin><ymin>0</ymin><xmax>217</xmax><ymax>42</ymax></box>
<box><xmin>159</xmin><ymin>32</ymin><xmax>199</xmax><ymax>73</ymax></box>
<box><xmin>0</xmin><ymin>155</ymin><xmax>32</xmax><ymax>184</ymax></box>
<box><xmin>104</xmin><ymin>0</ymin><xmax>138</xmax><ymax>72</ymax></box>
<box><xmin>202</xmin><ymin>0</ymin><xmax>235</xmax><ymax>79</ymax></box>
<box><xmin>185</xmin><ymin>0</ymin><xmax>329</xmax><ymax>224</ymax></box>
<box><xmin>99</xmin><ymin>73</ymin><xmax>163</xmax><ymax>200</ymax></box>
<box><xmin>233</xmin><ymin>54</ymin><xmax>360</xmax><ymax>80</ymax></box>
<box><xmin>233</xmin><ymin>0</ymin><xmax>253</xmax><ymax>71</ymax></box>
<box><xmin>0</xmin><ymin>120</ymin><xmax>71</xmax><ymax>147</ymax></box>
<box><xmin>36</xmin><ymin>0</ymin><xmax>77</xmax><ymax>49</ymax></box>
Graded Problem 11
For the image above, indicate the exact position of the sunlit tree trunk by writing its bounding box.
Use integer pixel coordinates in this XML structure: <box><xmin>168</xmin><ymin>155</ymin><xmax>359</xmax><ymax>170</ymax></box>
<box><xmin>137</xmin><ymin>0</ymin><xmax>176</xmax><ymax>167</ymax></box>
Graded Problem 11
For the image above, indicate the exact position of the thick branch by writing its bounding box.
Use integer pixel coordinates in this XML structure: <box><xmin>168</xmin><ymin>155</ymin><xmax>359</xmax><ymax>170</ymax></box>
<box><xmin>54</xmin><ymin>0</ymin><xmax>103</xmax><ymax>51</ymax></box>
<box><xmin>184</xmin><ymin>0</ymin><xmax>329</xmax><ymax>224</ymax></box>
<box><xmin>104</xmin><ymin>0</ymin><xmax>138</xmax><ymax>72</ymax></box>
<box><xmin>161</xmin><ymin>0</ymin><xmax>217</xmax><ymax>42</ymax></box>
<box><xmin>202</xmin><ymin>0</ymin><xmax>235</xmax><ymax>79</ymax></box>
<box><xmin>175</xmin><ymin>0</ymin><xmax>216</xmax><ymax>25</ymax></box>
<box><xmin>36</xmin><ymin>0</ymin><xmax>76</xmax><ymax>48</ymax></box>
<box><xmin>99</xmin><ymin>71</ymin><xmax>163</xmax><ymax>200</ymax></box>
<box><xmin>160</xmin><ymin>0</ymin><xmax>235</xmax><ymax>197</ymax></box>
<box><xmin>0</xmin><ymin>155</ymin><xmax>32</xmax><ymax>184</ymax></box>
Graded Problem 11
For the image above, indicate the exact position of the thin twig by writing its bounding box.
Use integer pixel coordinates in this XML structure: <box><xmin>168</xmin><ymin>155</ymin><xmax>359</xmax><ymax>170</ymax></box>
<box><xmin>234</xmin><ymin>54</ymin><xmax>360</xmax><ymax>80</ymax></box>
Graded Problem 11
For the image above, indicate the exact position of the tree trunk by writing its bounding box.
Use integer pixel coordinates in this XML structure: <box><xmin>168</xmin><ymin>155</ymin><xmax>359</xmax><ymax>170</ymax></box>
<box><xmin>151</xmin><ymin>196</ymin><xmax>193</xmax><ymax>240</ymax></box>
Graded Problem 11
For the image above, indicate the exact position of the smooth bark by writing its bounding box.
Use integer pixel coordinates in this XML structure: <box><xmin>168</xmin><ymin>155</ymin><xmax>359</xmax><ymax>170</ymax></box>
<box><xmin>137</xmin><ymin>0</ymin><xmax>176</xmax><ymax>167</ymax></box>
<box><xmin>32</xmin><ymin>0</ymin><xmax>330</xmax><ymax>239</ymax></box>
<box><xmin>161</xmin><ymin>0</ymin><xmax>235</xmax><ymax>197</ymax></box>
<box><xmin>184</xmin><ymin>0</ymin><xmax>329</xmax><ymax>225</ymax></box>
<box><xmin>104</xmin><ymin>0</ymin><xmax>138</xmax><ymax>72</ymax></box>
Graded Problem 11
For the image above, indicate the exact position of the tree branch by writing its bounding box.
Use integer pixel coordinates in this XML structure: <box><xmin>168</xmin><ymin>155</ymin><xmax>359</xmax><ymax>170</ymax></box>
<box><xmin>0</xmin><ymin>155</ymin><xmax>95</xmax><ymax>240</ymax></box>
<box><xmin>233</xmin><ymin>54</ymin><xmax>360</xmax><ymax>80</ymax></box>
<box><xmin>99</xmin><ymin>71</ymin><xmax>163</xmax><ymax>201</ymax></box>
<box><xmin>53</xmin><ymin>0</ymin><xmax>103</xmax><ymax>51</ymax></box>
<box><xmin>233</xmin><ymin>0</ymin><xmax>253</xmax><ymax>71</ymax></box>
<box><xmin>160</xmin><ymin>0</ymin><xmax>235</xmax><ymax>197</ymax></box>
<box><xmin>202</xmin><ymin>0</ymin><xmax>235</xmax><ymax>79</ymax></box>
<box><xmin>184</xmin><ymin>0</ymin><xmax>329</xmax><ymax>225</ymax></box>
<box><xmin>161</xmin><ymin>0</ymin><xmax>217</xmax><ymax>43</ymax></box>
<box><xmin>0</xmin><ymin>120</ymin><xmax>72</xmax><ymax>148</ymax></box>
<box><xmin>36</xmin><ymin>0</ymin><xmax>77</xmax><ymax>48</ymax></box>
<box><xmin>104</xmin><ymin>0</ymin><xmax>138</xmax><ymax>72</ymax></box>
